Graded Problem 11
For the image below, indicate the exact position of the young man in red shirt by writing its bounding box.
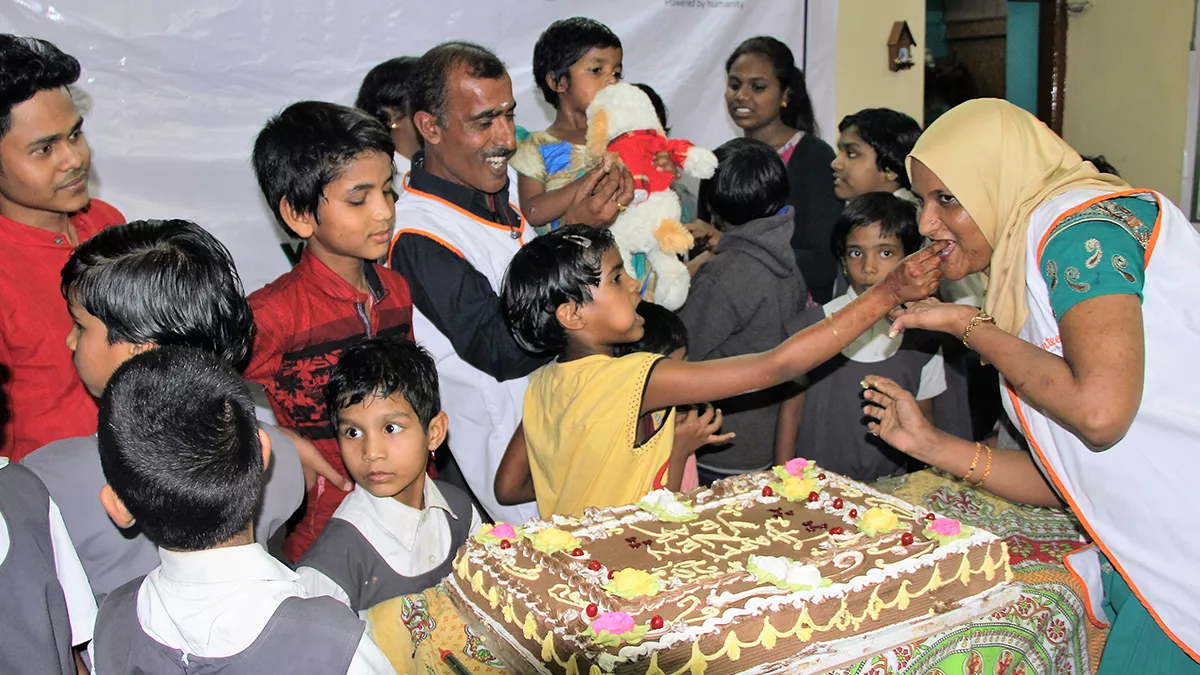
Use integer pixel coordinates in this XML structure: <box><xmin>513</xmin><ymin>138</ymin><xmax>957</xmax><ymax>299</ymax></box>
<box><xmin>0</xmin><ymin>35</ymin><xmax>125</xmax><ymax>460</ymax></box>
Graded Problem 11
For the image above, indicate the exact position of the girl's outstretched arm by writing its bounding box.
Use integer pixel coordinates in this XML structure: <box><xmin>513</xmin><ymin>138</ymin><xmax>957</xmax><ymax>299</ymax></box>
<box><xmin>640</xmin><ymin>242</ymin><xmax>947</xmax><ymax>414</ymax></box>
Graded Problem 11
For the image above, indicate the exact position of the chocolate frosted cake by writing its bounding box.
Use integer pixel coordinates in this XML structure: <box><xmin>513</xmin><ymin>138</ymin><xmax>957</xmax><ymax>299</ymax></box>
<box><xmin>448</xmin><ymin>461</ymin><xmax>1016</xmax><ymax>675</ymax></box>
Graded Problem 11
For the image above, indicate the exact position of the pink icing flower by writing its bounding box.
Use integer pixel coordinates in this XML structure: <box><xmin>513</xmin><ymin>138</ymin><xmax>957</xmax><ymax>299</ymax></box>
<box><xmin>784</xmin><ymin>458</ymin><xmax>809</xmax><ymax>476</ymax></box>
<box><xmin>592</xmin><ymin>611</ymin><xmax>635</xmax><ymax>635</ymax></box>
<box><xmin>930</xmin><ymin>517</ymin><xmax>962</xmax><ymax>537</ymax></box>
<box><xmin>491</xmin><ymin>523</ymin><xmax>517</xmax><ymax>540</ymax></box>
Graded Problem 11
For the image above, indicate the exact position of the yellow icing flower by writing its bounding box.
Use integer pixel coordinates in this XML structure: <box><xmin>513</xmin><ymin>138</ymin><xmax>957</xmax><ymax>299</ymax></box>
<box><xmin>528</xmin><ymin>528</ymin><xmax>580</xmax><ymax>553</ymax></box>
<box><xmin>604</xmin><ymin>568</ymin><xmax>662</xmax><ymax>599</ymax></box>
<box><xmin>779</xmin><ymin>477</ymin><xmax>817</xmax><ymax>501</ymax></box>
<box><xmin>858</xmin><ymin>507</ymin><xmax>900</xmax><ymax>535</ymax></box>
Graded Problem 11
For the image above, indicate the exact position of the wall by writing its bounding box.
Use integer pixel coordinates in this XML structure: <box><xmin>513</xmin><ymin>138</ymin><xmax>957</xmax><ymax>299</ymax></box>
<box><xmin>835</xmin><ymin>0</ymin><xmax>927</xmax><ymax>127</ymax></box>
<box><xmin>1063</xmin><ymin>0</ymin><xmax>1195</xmax><ymax>203</ymax></box>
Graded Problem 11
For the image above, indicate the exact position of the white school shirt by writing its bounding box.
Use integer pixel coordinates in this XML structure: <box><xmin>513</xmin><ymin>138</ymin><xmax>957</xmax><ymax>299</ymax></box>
<box><xmin>0</xmin><ymin>458</ymin><xmax>97</xmax><ymax>647</ymax></box>
<box><xmin>823</xmin><ymin>288</ymin><xmax>946</xmax><ymax>400</ymax></box>
<box><xmin>297</xmin><ymin>481</ymin><xmax>482</xmax><ymax>609</ymax></box>
<box><xmin>89</xmin><ymin>543</ymin><xmax>395</xmax><ymax>675</ymax></box>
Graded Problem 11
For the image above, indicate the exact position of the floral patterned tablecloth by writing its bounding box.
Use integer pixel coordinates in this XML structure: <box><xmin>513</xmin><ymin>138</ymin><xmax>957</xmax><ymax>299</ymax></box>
<box><xmin>367</xmin><ymin>469</ymin><xmax>1106</xmax><ymax>675</ymax></box>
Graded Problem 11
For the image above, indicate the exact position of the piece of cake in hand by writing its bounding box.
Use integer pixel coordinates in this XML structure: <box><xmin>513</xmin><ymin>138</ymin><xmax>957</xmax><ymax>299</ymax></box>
<box><xmin>448</xmin><ymin>460</ymin><xmax>1016</xmax><ymax>675</ymax></box>
<box><xmin>297</xmin><ymin>337</ymin><xmax>482</xmax><ymax>613</ymax></box>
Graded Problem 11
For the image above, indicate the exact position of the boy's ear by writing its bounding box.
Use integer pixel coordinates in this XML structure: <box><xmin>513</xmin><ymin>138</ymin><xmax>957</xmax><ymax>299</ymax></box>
<box><xmin>548</xmin><ymin>72</ymin><xmax>569</xmax><ymax>95</ymax></box>
<box><xmin>413</xmin><ymin>111</ymin><xmax>442</xmax><ymax>146</ymax></box>
<box><xmin>555</xmin><ymin>301</ymin><xmax>586</xmax><ymax>332</ymax></box>
<box><xmin>279</xmin><ymin>198</ymin><xmax>316</xmax><ymax>239</ymax></box>
<box><xmin>99</xmin><ymin>485</ymin><xmax>136</xmax><ymax>530</ymax></box>
<box><xmin>425</xmin><ymin>411</ymin><xmax>449</xmax><ymax>453</ymax></box>
<box><xmin>258</xmin><ymin>428</ymin><xmax>272</xmax><ymax>469</ymax></box>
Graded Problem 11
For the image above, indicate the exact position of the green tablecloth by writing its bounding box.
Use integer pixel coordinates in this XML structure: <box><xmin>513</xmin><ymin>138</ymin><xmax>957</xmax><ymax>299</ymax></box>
<box><xmin>368</xmin><ymin>469</ymin><xmax>1106</xmax><ymax>674</ymax></box>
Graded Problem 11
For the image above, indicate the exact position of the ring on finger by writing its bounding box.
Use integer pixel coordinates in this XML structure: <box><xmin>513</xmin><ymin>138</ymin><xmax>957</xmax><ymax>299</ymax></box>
<box><xmin>617</xmin><ymin>203</ymin><xmax>628</xmax><ymax>213</ymax></box>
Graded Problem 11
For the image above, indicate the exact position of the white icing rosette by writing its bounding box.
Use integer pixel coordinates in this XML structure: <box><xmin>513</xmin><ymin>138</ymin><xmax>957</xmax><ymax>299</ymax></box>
<box><xmin>746</xmin><ymin>554</ymin><xmax>832</xmax><ymax>591</ymax></box>
<box><xmin>636</xmin><ymin>489</ymin><xmax>697</xmax><ymax>522</ymax></box>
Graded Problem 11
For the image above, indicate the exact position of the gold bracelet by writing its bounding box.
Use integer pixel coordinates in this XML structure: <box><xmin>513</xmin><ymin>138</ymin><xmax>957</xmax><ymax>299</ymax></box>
<box><xmin>962</xmin><ymin>442</ymin><xmax>983</xmax><ymax>482</ymax></box>
<box><xmin>962</xmin><ymin>311</ymin><xmax>996</xmax><ymax>348</ymax></box>
<box><xmin>975</xmin><ymin>445</ymin><xmax>994</xmax><ymax>487</ymax></box>
<box><xmin>827</xmin><ymin>313</ymin><xmax>849</xmax><ymax>350</ymax></box>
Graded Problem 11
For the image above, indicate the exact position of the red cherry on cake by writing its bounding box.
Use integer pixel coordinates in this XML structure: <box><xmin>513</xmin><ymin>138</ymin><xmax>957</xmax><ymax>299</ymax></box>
<box><xmin>901</xmin><ymin>532</ymin><xmax>915</xmax><ymax>546</ymax></box>
<box><xmin>499</xmin><ymin>539</ymin><xmax>511</xmax><ymax>550</ymax></box>
<box><xmin>832</xmin><ymin>497</ymin><xmax>844</xmax><ymax>509</ymax></box>
<box><xmin>818</xmin><ymin>473</ymin><xmax>827</xmax><ymax>479</ymax></box>
<box><xmin>830</xmin><ymin>527</ymin><xmax>844</xmax><ymax>535</ymax></box>
<box><xmin>588</xmin><ymin>560</ymin><xmax>602</xmax><ymax>571</ymax></box>
<box><xmin>571</xmin><ymin>548</ymin><xmax>584</xmax><ymax>557</ymax></box>
<box><xmin>585</xmin><ymin>603</ymin><xmax>598</xmax><ymax>618</ymax></box>
<box><xmin>925</xmin><ymin>513</ymin><xmax>936</xmax><ymax>521</ymax></box>
<box><xmin>762</xmin><ymin>486</ymin><xmax>773</xmax><ymax>497</ymax></box>
<box><xmin>607</xmin><ymin>570</ymin><xmax>616</xmax><ymax>580</ymax></box>
<box><xmin>808</xmin><ymin>491</ymin><xmax>820</xmax><ymax>503</ymax></box>
<box><xmin>649</xmin><ymin>615</ymin><xmax>665</xmax><ymax>630</ymax></box>
<box><xmin>848</xmin><ymin>509</ymin><xmax>858</xmax><ymax>519</ymax></box>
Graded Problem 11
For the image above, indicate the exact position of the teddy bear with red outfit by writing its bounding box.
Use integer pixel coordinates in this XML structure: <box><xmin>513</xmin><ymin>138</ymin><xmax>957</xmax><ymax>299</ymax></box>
<box><xmin>586</xmin><ymin>83</ymin><xmax>717</xmax><ymax>310</ymax></box>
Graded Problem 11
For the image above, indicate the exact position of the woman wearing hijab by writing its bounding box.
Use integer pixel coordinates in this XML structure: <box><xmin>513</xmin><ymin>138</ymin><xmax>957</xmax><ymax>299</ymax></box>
<box><xmin>861</xmin><ymin>98</ymin><xmax>1200</xmax><ymax>674</ymax></box>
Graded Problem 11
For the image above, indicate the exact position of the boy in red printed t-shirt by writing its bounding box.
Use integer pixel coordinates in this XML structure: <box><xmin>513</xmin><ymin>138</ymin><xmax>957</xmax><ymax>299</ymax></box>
<box><xmin>0</xmin><ymin>35</ymin><xmax>125</xmax><ymax>460</ymax></box>
<box><xmin>246</xmin><ymin>101</ymin><xmax>414</xmax><ymax>561</ymax></box>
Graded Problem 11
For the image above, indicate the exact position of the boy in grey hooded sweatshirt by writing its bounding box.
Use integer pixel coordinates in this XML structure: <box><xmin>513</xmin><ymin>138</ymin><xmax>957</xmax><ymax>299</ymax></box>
<box><xmin>678</xmin><ymin>138</ymin><xmax>808</xmax><ymax>482</ymax></box>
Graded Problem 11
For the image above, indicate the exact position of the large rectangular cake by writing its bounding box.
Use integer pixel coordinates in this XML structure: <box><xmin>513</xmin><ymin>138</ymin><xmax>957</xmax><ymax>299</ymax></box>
<box><xmin>447</xmin><ymin>461</ymin><xmax>1016</xmax><ymax>675</ymax></box>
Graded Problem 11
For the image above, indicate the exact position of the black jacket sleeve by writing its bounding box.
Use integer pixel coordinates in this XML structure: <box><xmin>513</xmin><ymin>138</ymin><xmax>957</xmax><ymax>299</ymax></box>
<box><xmin>787</xmin><ymin>135</ymin><xmax>843</xmax><ymax>304</ymax></box>
<box><xmin>389</xmin><ymin>232</ymin><xmax>547</xmax><ymax>381</ymax></box>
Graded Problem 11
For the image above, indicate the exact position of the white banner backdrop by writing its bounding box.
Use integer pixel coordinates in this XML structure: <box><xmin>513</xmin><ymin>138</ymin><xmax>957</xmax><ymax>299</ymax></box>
<box><xmin>1</xmin><ymin>0</ymin><xmax>836</xmax><ymax>293</ymax></box>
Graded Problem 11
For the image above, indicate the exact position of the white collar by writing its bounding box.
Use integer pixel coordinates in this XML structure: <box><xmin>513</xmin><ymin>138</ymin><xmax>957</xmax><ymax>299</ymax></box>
<box><xmin>823</xmin><ymin>287</ymin><xmax>902</xmax><ymax>362</ymax></box>
<box><xmin>334</xmin><ymin>480</ymin><xmax>458</xmax><ymax>553</ymax></box>
<box><xmin>156</xmin><ymin>543</ymin><xmax>296</xmax><ymax>586</ymax></box>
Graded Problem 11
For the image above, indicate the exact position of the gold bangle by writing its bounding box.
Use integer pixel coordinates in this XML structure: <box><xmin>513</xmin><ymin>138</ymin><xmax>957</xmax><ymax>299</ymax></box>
<box><xmin>975</xmin><ymin>445</ymin><xmax>994</xmax><ymax>487</ymax></box>
<box><xmin>827</xmin><ymin>313</ymin><xmax>849</xmax><ymax>350</ymax></box>
<box><xmin>962</xmin><ymin>311</ymin><xmax>996</xmax><ymax>348</ymax></box>
<box><xmin>962</xmin><ymin>442</ymin><xmax>982</xmax><ymax>482</ymax></box>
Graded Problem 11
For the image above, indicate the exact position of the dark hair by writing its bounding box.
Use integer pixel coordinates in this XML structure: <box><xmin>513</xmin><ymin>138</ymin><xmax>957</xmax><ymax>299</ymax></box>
<box><xmin>831</xmin><ymin>192</ymin><xmax>922</xmax><ymax>259</ymax></box>
<box><xmin>0</xmin><ymin>35</ymin><xmax>80</xmax><ymax>140</ymax></box>
<box><xmin>61</xmin><ymin>219</ymin><xmax>255</xmax><ymax>372</ymax></box>
<box><xmin>533</xmin><ymin>18</ymin><xmax>622</xmax><ymax>107</ymax></box>
<box><xmin>701</xmin><ymin>138</ymin><xmax>789</xmax><ymax>227</ymax></box>
<box><xmin>326</xmin><ymin>337</ymin><xmax>440</xmax><ymax>430</ymax></box>
<box><xmin>411</xmin><ymin>41</ymin><xmax>507</xmax><ymax>126</ymax></box>
<box><xmin>355</xmin><ymin>56</ymin><xmax>420</xmax><ymax>127</ymax></box>
<box><xmin>725</xmin><ymin>36</ymin><xmax>816</xmax><ymax>135</ymax></box>
<box><xmin>502</xmin><ymin>224</ymin><xmax>614</xmax><ymax>356</ymax></box>
<box><xmin>838</xmin><ymin>108</ymin><xmax>922</xmax><ymax>189</ymax></box>
<box><xmin>1082</xmin><ymin>155</ymin><xmax>1120</xmax><ymax>177</ymax></box>
<box><xmin>98</xmin><ymin>347</ymin><xmax>263</xmax><ymax>551</ymax></box>
<box><xmin>252</xmin><ymin>101</ymin><xmax>394</xmax><ymax>238</ymax></box>
<box><xmin>613</xmin><ymin>302</ymin><xmax>688</xmax><ymax>358</ymax></box>
<box><xmin>633</xmin><ymin>83</ymin><xmax>669</xmax><ymax>135</ymax></box>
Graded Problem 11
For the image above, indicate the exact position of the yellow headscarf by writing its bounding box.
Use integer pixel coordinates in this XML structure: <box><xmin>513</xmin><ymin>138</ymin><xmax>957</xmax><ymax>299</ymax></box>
<box><xmin>907</xmin><ymin>99</ymin><xmax>1129</xmax><ymax>335</ymax></box>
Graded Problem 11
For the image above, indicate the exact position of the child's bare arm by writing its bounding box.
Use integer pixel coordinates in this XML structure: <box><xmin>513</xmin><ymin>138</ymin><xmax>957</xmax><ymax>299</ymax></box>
<box><xmin>666</xmin><ymin>407</ymin><xmax>734</xmax><ymax>490</ymax></box>
<box><xmin>774</xmin><ymin>390</ymin><xmax>804</xmax><ymax>465</ymax></box>
<box><xmin>519</xmin><ymin>173</ymin><xmax>583</xmax><ymax>227</ymax></box>
<box><xmin>641</xmin><ymin>242</ymin><xmax>946</xmax><ymax>414</ymax></box>
<box><xmin>917</xmin><ymin>397</ymin><xmax>935</xmax><ymax>424</ymax></box>
<box><xmin>494</xmin><ymin>423</ymin><xmax>536</xmax><ymax>506</ymax></box>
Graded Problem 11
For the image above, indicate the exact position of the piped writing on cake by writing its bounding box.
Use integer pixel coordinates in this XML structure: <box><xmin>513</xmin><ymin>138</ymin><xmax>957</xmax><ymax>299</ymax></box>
<box><xmin>447</xmin><ymin>463</ymin><xmax>1014</xmax><ymax>675</ymax></box>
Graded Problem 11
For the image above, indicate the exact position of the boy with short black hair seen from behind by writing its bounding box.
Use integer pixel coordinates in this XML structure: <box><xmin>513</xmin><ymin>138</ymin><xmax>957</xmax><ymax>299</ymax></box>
<box><xmin>297</xmin><ymin>336</ymin><xmax>480</xmax><ymax>613</ymax></box>
<box><xmin>248</xmin><ymin>101</ymin><xmax>416</xmax><ymax>561</ymax></box>
<box><xmin>777</xmin><ymin>192</ymin><xmax>946</xmax><ymax>482</ymax></box>
<box><xmin>23</xmin><ymin>219</ymin><xmax>304</xmax><ymax>600</ymax></box>
<box><xmin>90</xmin><ymin>347</ymin><xmax>395</xmax><ymax>674</ymax></box>
<box><xmin>678</xmin><ymin>138</ymin><xmax>808</xmax><ymax>485</ymax></box>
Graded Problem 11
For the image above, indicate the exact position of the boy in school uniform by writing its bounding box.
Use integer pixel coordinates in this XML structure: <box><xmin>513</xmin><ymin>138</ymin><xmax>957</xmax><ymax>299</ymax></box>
<box><xmin>0</xmin><ymin>458</ymin><xmax>96</xmax><ymax>674</ymax></box>
<box><xmin>297</xmin><ymin>337</ymin><xmax>480</xmax><ymax>613</ymax></box>
<box><xmin>247</xmin><ymin>101</ymin><xmax>416</xmax><ymax>561</ymax></box>
<box><xmin>89</xmin><ymin>347</ymin><xmax>395</xmax><ymax>674</ymax></box>
<box><xmin>22</xmin><ymin>219</ymin><xmax>304</xmax><ymax>600</ymax></box>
